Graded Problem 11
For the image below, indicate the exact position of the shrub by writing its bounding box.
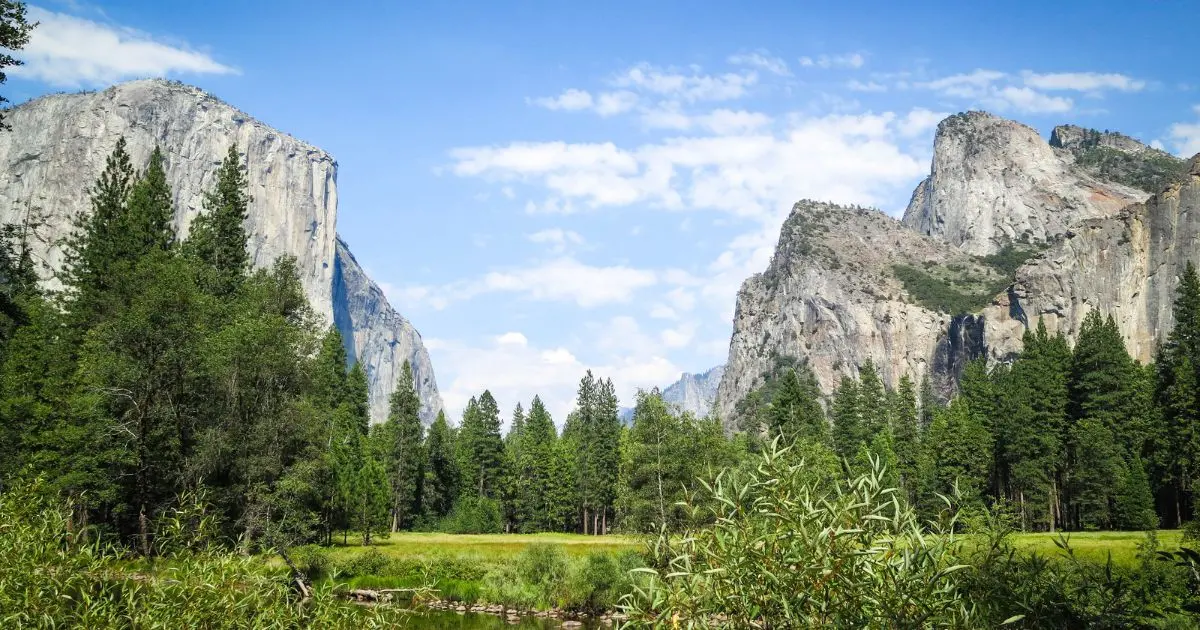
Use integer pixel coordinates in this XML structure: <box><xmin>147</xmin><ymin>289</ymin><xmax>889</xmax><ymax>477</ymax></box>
<box><xmin>620</xmin><ymin>442</ymin><xmax>974</xmax><ymax>628</ymax></box>
<box><xmin>564</xmin><ymin>552</ymin><xmax>623</xmax><ymax>614</ymax></box>
<box><xmin>516</xmin><ymin>543</ymin><xmax>570</xmax><ymax>607</ymax></box>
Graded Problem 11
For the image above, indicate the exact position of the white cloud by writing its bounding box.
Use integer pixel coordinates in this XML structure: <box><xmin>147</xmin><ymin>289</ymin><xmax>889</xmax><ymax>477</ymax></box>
<box><xmin>1169</xmin><ymin>105</ymin><xmax>1200</xmax><ymax>157</ymax></box>
<box><xmin>403</xmin><ymin>258</ymin><xmax>657</xmax><ymax>309</ymax></box>
<box><xmin>920</xmin><ymin>69</ymin><xmax>1007</xmax><ymax>98</ymax></box>
<box><xmin>847</xmin><ymin>79</ymin><xmax>887</xmax><ymax>92</ymax></box>
<box><xmin>661</xmin><ymin>321</ymin><xmax>697</xmax><ymax>348</ymax></box>
<box><xmin>991</xmin><ymin>86</ymin><xmax>1073</xmax><ymax>113</ymax></box>
<box><xmin>613</xmin><ymin>63</ymin><xmax>757</xmax><ymax>102</ymax></box>
<box><xmin>14</xmin><ymin>7</ymin><xmax>236</xmax><ymax>87</ymax></box>
<box><xmin>452</xmin><ymin>110</ymin><xmax>927</xmax><ymax>219</ymax></box>
<box><xmin>639</xmin><ymin>105</ymin><xmax>772</xmax><ymax>134</ymax></box>
<box><xmin>496</xmin><ymin>331</ymin><xmax>528</xmax><ymax>346</ymax></box>
<box><xmin>527</xmin><ymin>228</ymin><xmax>585</xmax><ymax>253</ymax></box>
<box><xmin>898</xmin><ymin>108</ymin><xmax>948</xmax><ymax>138</ymax></box>
<box><xmin>798</xmin><ymin>53</ymin><xmax>865</xmax><ymax>70</ymax></box>
<box><xmin>530</xmin><ymin>88</ymin><xmax>637</xmax><ymax>116</ymax></box>
<box><xmin>530</xmin><ymin>88</ymin><xmax>594</xmax><ymax>111</ymax></box>
<box><xmin>594</xmin><ymin>91</ymin><xmax>639</xmax><ymax>116</ymax></box>
<box><xmin>1022</xmin><ymin>71</ymin><xmax>1145</xmax><ymax>93</ymax></box>
<box><xmin>728</xmin><ymin>50</ymin><xmax>790</xmax><ymax>76</ymax></box>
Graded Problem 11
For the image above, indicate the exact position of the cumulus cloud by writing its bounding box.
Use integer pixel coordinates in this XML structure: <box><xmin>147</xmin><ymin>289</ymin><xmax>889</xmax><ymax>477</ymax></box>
<box><xmin>728</xmin><ymin>50</ymin><xmax>790</xmax><ymax>76</ymax></box>
<box><xmin>897</xmin><ymin>108</ymin><xmax>949</xmax><ymax>138</ymax></box>
<box><xmin>918</xmin><ymin>68</ymin><xmax>1146</xmax><ymax>114</ymax></box>
<box><xmin>14</xmin><ymin>6</ymin><xmax>236</xmax><ymax>87</ymax></box>
<box><xmin>798</xmin><ymin>53</ymin><xmax>865</xmax><ymax>70</ymax></box>
<box><xmin>992</xmin><ymin>86</ymin><xmax>1072</xmax><ymax>113</ymax></box>
<box><xmin>530</xmin><ymin>88</ymin><xmax>594</xmax><ymax>111</ymax></box>
<box><xmin>450</xmin><ymin>110</ymin><xmax>927</xmax><ymax>219</ymax></box>
<box><xmin>1169</xmin><ymin>105</ymin><xmax>1200</xmax><ymax>157</ymax></box>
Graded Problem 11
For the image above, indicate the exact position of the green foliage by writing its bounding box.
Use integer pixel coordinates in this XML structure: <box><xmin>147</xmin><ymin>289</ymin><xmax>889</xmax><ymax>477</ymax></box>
<box><xmin>0</xmin><ymin>478</ymin><xmax>410</xmax><ymax>628</ymax></box>
<box><xmin>380</xmin><ymin>360</ymin><xmax>424</xmax><ymax>530</ymax></box>
<box><xmin>1071</xmin><ymin>141</ymin><xmax>1188</xmax><ymax>193</ymax></box>
<box><xmin>440</xmin><ymin>496</ymin><xmax>503</xmax><ymax>534</ymax></box>
<box><xmin>187</xmin><ymin>143</ymin><xmax>252</xmax><ymax>297</ymax></box>
<box><xmin>455</xmin><ymin>392</ymin><xmax>504</xmax><ymax>499</ymax></box>
<box><xmin>621</xmin><ymin>440</ymin><xmax>974</xmax><ymax>628</ymax></box>
<box><xmin>422</xmin><ymin>410</ymin><xmax>458</xmax><ymax>520</ymax></box>
<box><xmin>893</xmin><ymin>263</ymin><xmax>1007</xmax><ymax>315</ymax></box>
<box><xmin>0</xmin><ymin>1</ymin><xmax>34</xmax><ymax>130</ymax></box>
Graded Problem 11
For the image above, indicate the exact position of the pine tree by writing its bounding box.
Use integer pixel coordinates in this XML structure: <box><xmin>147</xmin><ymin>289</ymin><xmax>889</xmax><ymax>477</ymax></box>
<box><xmin>351</xmin><ymin>442</ymin><xmax>392</xmax><ymax>546</ymax></box>
<box><xmin>1154</xmin><ymin>262</ymin><xmax>1200</xmax><ymax>525</ymax></box>
<box><xmin>831</xmin><ymin>376</ymin><xmax>864</xmax><ymax>461</ymax></box>
<box><xmin>346</xmin><ymin>363</ymin><xmax>370</xmax><ymax>435</ymax></box>
<box><xmin>123</xmin><ymin>146</ymin><xmax>175</xmax><ymax>255</ymax></box>
<box><xmin>1069</xmin><ymin>311</ymin><xmax>1139</xmax><ymax>448</ymax></box>
<box><xmin>188</xmin><ymin>144</ymin><xmax>251</xmax><ymax>297</ymax></box>
<box><xmin>768</xmin><ymin>367</ymin><xmax>826</xmax><ymax>443</ymax></box>
<box><xmin>381</xmin><ymin>360</ymin><xmax>423</xmax><ymax>531</ymax></box>
<box><xmin>0</xmin><ymin>0</ymin><xmax>34</xmax><ymax>131</ymax></box>
<box><xmin>570</xmin><ymin>372</ymin><xmax>599</xmax><ymax>533</ymax></box>
<box><xmin>1113</xmin><ymin>455</ymin><xmax>1158</xmax><ymax>530</ymax></box>
<box><xmin>312</xmin><ymin>328</ymin><xmax>350</xmax><ymax>411</ymax></box>
<box><xmin>61</xmin><ymin>137</ymin><xmax>136</xmax><ymax>327</ymax></box>
<box><xmin>617</xmin><ymin>390</ymin><xmax>682</xmax><ymax>532</ymax></box>
<box><xmin>918</xmin><ymin>373</ymin><xmax>939</xmax><ymax>432</ymax></box>
<box><xmin>456</xmin><ymin>391</ymin><xmax>504</xmax><ymax>500</ymax></box>
<box><xmin>891</xmin><ymin>375</ymin><xmax>922</xmax><ymax>503</ymax></box>
<box><xmin>518</xmin><ymin>396</ymin><xmax>557</xmax><ymax>531</ymax></box>
<box><xmin>592</xmin><ymin>377</ymin><xmax>621</xmax><ymax>534</ymax></box>
<box><xmin>857</xmin><ymin>359</ymin><xmax>888</xmax><ymax>439</ymax></box>
<box><xmin>927</xmin><ymin>396</ymin><xmax>993</xmax><ymax>507</ymax></box>
<box><xmin>422</xmin><ymin>410</ymin><xmax>458</xmax><ymax>520</ymax></box>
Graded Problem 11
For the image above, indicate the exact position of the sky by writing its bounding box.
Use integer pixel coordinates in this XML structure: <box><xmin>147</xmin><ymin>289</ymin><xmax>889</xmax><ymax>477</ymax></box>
<box><xmin>5</xmin><ymin>0</ymin><xmax>1200</xmax><ymax>425</ymax></box>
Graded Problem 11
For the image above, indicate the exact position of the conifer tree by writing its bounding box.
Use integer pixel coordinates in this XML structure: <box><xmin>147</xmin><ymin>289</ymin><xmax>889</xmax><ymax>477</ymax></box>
<box><xmin>919</xmin><ymin>374</ymin><xmax>939</xmax><ymax>431</ymax></box>
<box><xmin>188</xmin><ymin>144</ymin><xmax>251</xmax><ymax>297</ymax></box>
<box><xmin>381</xmin><ymin>360</ymin><xmax>423</xmax><ymax>531</ymax></box>
<box><xmin>455</xmin><ymin>391</ymin><xmax>504</xmax><ymax>499</ymax></box>
<box><xmin>927</xmin><ymin>396</ymin><xmax>993</xmax><ymax>507</ymax></box>
<box><xmin>831</xmin><ymin>376</ymin><xmax>864</xmax><ymax>461</ymax></box>
<box><xmin>768</xmin><ymin>367</ymin><xmax>826</xmax><ymax>443</ymax></box>
<box><xmin>123</xmin><ymin>147</ymin><xmax>175</xmax><ymax>255</ymax></box>
<box><xmin>891</xmin><ymin>375</ymin><xmax>922</xmax><ymax>502</ymax></box>
<box><xmin>1113</xmin><ymin>455</ymin><xmax>1158</xmax><ymax>530</ymax></box>
<box><xmin>422</xmin><ymin>410</ymin><xmax>458</xmax><ymax>520</ymax></box>
<box><xmin>857</xmin><ymin>359</ymin><xmax>888</xmax><ymax>439</ymax></box>
<box><xmin>592</xmin><ymin>377</ymin><xmax>621</xmax><ymax>534</ymax></box>
<box><xmin>518</xmin><ymin>396</ymin><xmax>557</xmax><ymax>531</ymax></box>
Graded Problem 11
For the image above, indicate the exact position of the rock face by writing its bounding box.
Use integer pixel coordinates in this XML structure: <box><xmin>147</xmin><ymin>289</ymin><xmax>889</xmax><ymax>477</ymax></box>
<box><xmin>902</xmin><ymin>111</ymin><xmax>1146</xmax><ymax>255</ymax></box>
<box><xmin>982</xmin><ymin>157</ymin><xmax>1200</xmax><ymax>366</ymax></box>
<box><xmin>0</xmin><ymin>79</ymin><xmax>442</xmax><ymax>424</ymax></box>
<box><xmin>334</xmin><ymin>239</ymin><xmax>441</xmax><ymax>423</ymax></box>
<box><xmin>660</xmin><ymin>365</ymin><xmax>725</xmax><ymax>418</ymax></box>
<box><xmin>715</xmin><ymin>200</ymin><xmax>1000</xmax><ymax>426</ymax></box>
<box><xmin>717</xmin><ymin>109</ymin><xmax>1193</xmax><ymax>430</ymax></box>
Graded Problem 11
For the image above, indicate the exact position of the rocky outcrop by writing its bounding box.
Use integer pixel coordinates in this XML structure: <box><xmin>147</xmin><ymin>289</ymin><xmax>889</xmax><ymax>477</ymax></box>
<box><xmin>1049</xmin><ymin>124</ymin><xmax>1188</xmax><ymax>195</ymax></box>
<box><xmin>715</xmin><ymin>201</ymin><xmax>1001</xmax><ymax>427</ymax></box>
<box><xmin>660</xmin><ymin>365</ymin><xmax>725</xmax><ymax>418</ymax></box>
<box><xmin>981</xmin><ymin>157</ymin><xmax>1200</xmax><ymax>365</ymax></box>
<box><xmin>334</xmin><ymin>239</ymin><xmax>441</xmax><ymax>423</ymax></box>
<box><xmin>0</xmin><ymin>79</ymin><xmax>442</xmax><ymax>423</ymax></box>
<box><xmin>1049</xmin><ymin>125</ymin><xmax>1160</xmax><ymax>156</ymax></box>
<box><xmin>902</xmin><ymin>111</ymin><xmax>1147</xmax><ymax>255</ymax></box>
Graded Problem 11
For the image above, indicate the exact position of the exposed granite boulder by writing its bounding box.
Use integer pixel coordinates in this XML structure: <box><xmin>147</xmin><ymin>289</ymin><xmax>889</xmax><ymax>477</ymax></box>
<box><xmin>1050</xmin><ymin>124</ymin><xmax>1188</xmax><ymax>194</ymax></box>
<box><xmin>0</xmin><ymin>79</ymin><xmax>442</xmax><ymax>423</ymax></box>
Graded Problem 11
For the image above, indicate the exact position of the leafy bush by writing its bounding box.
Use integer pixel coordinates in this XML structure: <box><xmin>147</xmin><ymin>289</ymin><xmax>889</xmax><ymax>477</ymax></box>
<box><xmin>338</xmin><ymin>546</ymin><xmax>391</xmax><ymax>577</ymax></box>
<box><xmin>439</xmin><ymin>496</ymin><xmax>503</xmax><ymax>534</ymax></box>
<box><xmin>620</xmin><ymin>442</ymin><xmax>974</xmax><ymax>628</ymax></box>
<box><xmin>0</xmin><ymin>479</ymin><xmax>410</xmax><ymax>628</ymax></box>
<box><xmin>564</xmin><ymin>552</ymin><xmax>623</xmax><ymax>614</ymax></box>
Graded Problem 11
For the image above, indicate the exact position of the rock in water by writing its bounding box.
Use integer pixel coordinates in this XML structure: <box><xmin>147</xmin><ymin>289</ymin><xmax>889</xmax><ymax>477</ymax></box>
<box><xmin>0</xmin><ymin>79</ymin><xmax>442</xmax><ymax>424</ymax></box>
<box><xmin>902</xmin><ymin>111</ymin><xmax>1146</xmax><ymax>255</ymax></box>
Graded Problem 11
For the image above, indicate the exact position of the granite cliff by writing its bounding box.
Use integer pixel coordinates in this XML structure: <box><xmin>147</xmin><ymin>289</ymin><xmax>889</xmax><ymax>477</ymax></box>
<box><xmin>0</xmin><ymin>79</ymin><xmax>442</xmax><ymax>424</ymax></box>
<box><xmin>902</xmin><ymin>111</ymin><xmax>1147</xmax><ymax>255</ymax></box>
<box><xmin>661</xmin><ymin>365</ymin><xmax>725</xmax><ymax>418</ymax></box>
<box><xmin>717</xmin><ymin>110</ymin><xmax>1193</xmax><ymax>429</ymax></box>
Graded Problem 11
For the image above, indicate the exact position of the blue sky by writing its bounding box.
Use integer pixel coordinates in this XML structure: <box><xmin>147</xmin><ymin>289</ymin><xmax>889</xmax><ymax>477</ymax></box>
<box><xmin>6</xmin><ymin>0</ymin><xmax>1200</xmax><ymax>424</ymax></box>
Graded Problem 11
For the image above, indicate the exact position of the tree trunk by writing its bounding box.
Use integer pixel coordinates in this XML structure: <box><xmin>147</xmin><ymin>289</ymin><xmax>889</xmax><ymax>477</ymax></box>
<box><xmin>602</xmin><ymin>510</ymin><xmax>607</xmax><ymax>535</ymax></box>
<box><xmin>583</xmin><ymin>507</ymin><xmax>589</xmax><ymax>535</ymax></box>
<box><xmin>139</xmin><ymin>504</ymin><xmax>150</xmax><ymax>557</ymax></box>
<box><xmin>1049</xmin><ymin>483</ymin><xmax>1056</xmax><ymax>533</ymax></box>
<box><xmin>593</xmin><ymin>512</ymin><xmax>599</xmax><ymax>537</ymax></box>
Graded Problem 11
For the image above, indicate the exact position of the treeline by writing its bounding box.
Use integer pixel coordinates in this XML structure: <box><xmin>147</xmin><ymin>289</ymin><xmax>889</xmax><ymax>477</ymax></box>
<box><xmin>738</xmin><ymin>267</ymin><xmax>1200</xmax><ymax>532</ymax></box>
<box><xmin>0</xmin><ymin>140</ymin><xmax>744</xmax><ymax>548</ymax></box>
<box><xmin>381</xmin><ymin>370</ymin><xmax>741</xmax><ymax>536</ymax></box>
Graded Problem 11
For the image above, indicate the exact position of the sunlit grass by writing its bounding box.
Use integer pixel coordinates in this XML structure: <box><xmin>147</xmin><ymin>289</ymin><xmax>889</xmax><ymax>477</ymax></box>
<box><xmin>1007</xmin><ymin>529</ymin><xmax>1183</xmax><ymax>566</ymax></box>
<box><xmin>325</xmin><ymin>532</ymin><xmax>642</xmax><ymax>564</ymax></box>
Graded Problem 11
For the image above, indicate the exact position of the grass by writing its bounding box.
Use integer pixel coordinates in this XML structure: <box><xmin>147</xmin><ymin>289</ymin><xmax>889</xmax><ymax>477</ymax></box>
<box><xmin>1008</xmin><ymin>529</ymin><xmax>1183</xmax><ymax>566</ymax></box>
<box><xmin>325</xmin><ymin>532</ymin><xmax>641</xmax><ymax>564</ymax></box>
